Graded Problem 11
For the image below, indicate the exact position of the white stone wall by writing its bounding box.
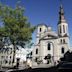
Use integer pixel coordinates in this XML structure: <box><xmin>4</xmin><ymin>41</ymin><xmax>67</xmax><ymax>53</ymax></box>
<box><xmin>58</xmin><ymin>22</ymin><xmax>68</xmax><ymax>36</ymax></box>
<box><xmin>32</xmin><ymin>22</ymin><xmax>70</xmax><ymax>66</ymax></box>
<box><xmin>0</xmin><ymin>44</ymin><xmax>14</xmax><ymax>67</ymax></box>
<box><xmin>32</xmin><ymin>45</ymin><xmax>40</xmax><ymax>61</ymax></box>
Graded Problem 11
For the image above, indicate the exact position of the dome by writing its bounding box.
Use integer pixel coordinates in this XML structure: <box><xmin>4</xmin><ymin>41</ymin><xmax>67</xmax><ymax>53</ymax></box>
<box><xmin>48</xmin><ymin>26</ymin><xmax>52</xmax><ymax>31</ymax></box>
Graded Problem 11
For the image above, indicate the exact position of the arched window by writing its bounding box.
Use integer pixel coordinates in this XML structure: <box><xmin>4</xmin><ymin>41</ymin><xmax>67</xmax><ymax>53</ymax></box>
<box><xmin>40</xmin><ymin>28</ymin><xmax>41</xmax><ymax>32</ymax></box>
<box><xmin>36</xmin><ymin>49</ymin><xmax>38</xmax><ymax>54</ymax></box>
<box><xmin>63</xmin><ymin>25</ymin><xmax>65</xmax><ymax>33</ymax></box>
<box><xmin>60</xmin><ymin>26</ymin><xmax>62</xmax><ymax>33</ymax></box>
<box><xmin>5</xmin><ymin>60</ymin><xmax>8</xmax><ymax>64</ymax></box>
<box><xmin>61</xmin><ymin>47</ymin><xmax>64</xmax><ymax>54</ymax></box>
<box><xmin>60</xmin><ymin>39</ymin><xmax>62</xmax><ymax>43</ymax></box>
<box><xmin>63</xmin><ymin>39</ymin><xmax>65</xmax><ymax>43</ymax></box>
<box><xmin>48</xmin><ymin>43</ymin><xmax>51</xmax><ymax>50</ymax></box>
<box><xmin>9</xmin><ymin>61</ymin><xmax>11</xmax><ymax>64</ymax></box>
<box><xmin>35</xmin><ymin>57</ymin><xmax>38</xmax><ymax>62</ymax></box>
<box><xmin>31</xmin><ymin>52</ymin><xmax>32</xmax><ymax>55</ymax></box>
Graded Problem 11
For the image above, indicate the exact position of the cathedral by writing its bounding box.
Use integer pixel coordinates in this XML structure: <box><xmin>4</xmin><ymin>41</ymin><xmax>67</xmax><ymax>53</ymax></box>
<box><xmin>32</xmin><ymin>4</ymin><xmax>70</xmax><ymax>66</ymax></box>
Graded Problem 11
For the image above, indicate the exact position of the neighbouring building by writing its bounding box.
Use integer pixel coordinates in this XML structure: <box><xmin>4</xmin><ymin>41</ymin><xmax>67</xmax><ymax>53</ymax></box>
<box><xmin>32</xmin><ymin>4</ymin><xmax>70</xmax><ymax>66</ymax></box>
<box><xmin>15</xmin><ymin>46</ymin><xmax>33</xmax><ymax>67</ymax></box>
<box><xmin>0</xmin><ymin>42</ymin><xmax>33</xmax><ymax>68</ymax></box>
<box><xmin>0</xmin><ymin>44</ymin><xmax>14</xmax><ymax>67</ymax></box>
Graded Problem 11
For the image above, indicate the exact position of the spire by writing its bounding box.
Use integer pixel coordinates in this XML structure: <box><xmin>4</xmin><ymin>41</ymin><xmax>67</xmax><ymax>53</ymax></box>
<box><xmin>58</xmin><ymin>3</ymin><xmax>66</xmax><ymax>24</ymax></box>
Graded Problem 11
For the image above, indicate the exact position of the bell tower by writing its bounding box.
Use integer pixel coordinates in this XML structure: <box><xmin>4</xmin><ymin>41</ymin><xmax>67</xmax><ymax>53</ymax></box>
<box><xmin>36</xmin><ymin>24</ymin><xmax>47</xmax><ymax>44</ymax></box>
<box><xmin>57</xmin><ymin>2</ymin><xmax>70</xmax><ymax>56</ymax></box>
<box><xmin>58</xmin><ymin>4</ymin><xmax>69</xmax><ymax>37</ymax></box>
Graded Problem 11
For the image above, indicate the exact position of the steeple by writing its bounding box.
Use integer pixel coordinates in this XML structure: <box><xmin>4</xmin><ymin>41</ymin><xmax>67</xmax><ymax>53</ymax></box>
<box><xmin>58</xmin><ymin>4</ymin><xmax>66</xmax><ymax>24</ymax></box>
<box><xmin>57</xmin><ymin>2</ymin><xmax>69</xmax><ymax>37</ymax></box>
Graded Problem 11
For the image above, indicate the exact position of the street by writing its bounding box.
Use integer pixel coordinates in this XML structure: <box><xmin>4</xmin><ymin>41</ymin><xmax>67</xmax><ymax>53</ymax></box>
<box><xmin>0</xmin><ymin>67</ymin><xmax>58</xmax><ymax>72</ymax></box>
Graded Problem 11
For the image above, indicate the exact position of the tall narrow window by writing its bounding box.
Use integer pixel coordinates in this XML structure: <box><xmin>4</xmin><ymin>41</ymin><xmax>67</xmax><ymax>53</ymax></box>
<box><xmin>48</xmin><ymin>43</ymin><xmax>51</xmax><ymax>50</ymax></box>
<box><xmin>63</xmin><ymin>39</ymin><xmax>65</xmax><ymax>43</ymax></box>
<box><xmin>36</xmin><ymin>49</ymin><xmax>38</xmax><ymax>54</ymax></box>
<box><xmin>60</xmin><ymin>39</ymin><xmax>62</xmax><ymax>43</ymax></box>
<box><xmin>31</xmin><ymin>52</ymin><xmax>32</xmax><ymax>55</ymax></box>
<box><xmin>5</xmin><ymin>60</ymin><xmax>8</xmax><ymax>64</ymax></box>
<box><xmin>35</xmin><ymin>57</ymin><xmax>38</xmax><ymax>62</ymax></box>
<box><xmin>63</xmin><ymin>25</ymin><xmax>65</xmax><ymax>33</ymax></box>
<box><xmin>40</xmin><ymin>28</ymin><xmax>41</xmax><ymax>32</ymax></box>
<box><xmin>60</xmin><ymin>26</ymin><xmax>62</xmax><ymax>33</ymax></box>
<box><xmin>61</xmin><ymin>47</ymin><xmax>64</xmax><ymax>54</ymax></box>
<box><xmin>9</xmin><ymin>61</ymin><xmax>11</xmax><ymax>64</ymax></box>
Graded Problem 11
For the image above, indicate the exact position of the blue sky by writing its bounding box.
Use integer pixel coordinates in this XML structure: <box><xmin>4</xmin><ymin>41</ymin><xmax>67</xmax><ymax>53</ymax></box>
<box><xmin>0</xmin><ymin>0</ymin><xmax>72</xmax><ymax>46</ymax></box>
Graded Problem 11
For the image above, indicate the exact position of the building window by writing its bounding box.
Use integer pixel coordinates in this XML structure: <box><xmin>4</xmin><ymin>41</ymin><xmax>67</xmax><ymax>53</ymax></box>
<box><xmin>60</xmin><ymin>26</ymin><xmax>62</xmax><ymax>33</ymax></box>
<box><xmin>31</xmin><ymin>52</ymin><xmax>32</xmax><ymax>55</ymax></box>
<box><xmin>48</xmin><ymin>43</ymin><xmax>51</xmax><ymax>50</ymax></box>
<box><xmin>63</xmin><ymin>25</ymin><xmax>65</xmax><ymax>33</ymax></box>
<box><xmin>63</xmin><ymin>39</ymin><xmax>65</xmax><ymax>43</ymax></box>
<box><xmin>1</xmin><ymin>56</ymin><xmax>4</xmax><ymax>59</ymax></box>
<box><xmin>36</xmin><ymin>49</ymin><xmax>38</xmax><ymax>54</ymax></box>
<box><xmin>40</xmin><ymin>28</ymin><xmax>41</xmax><ymax>32</ymax></box>
<box><xmin>35</xmin><ymin>57</ymin><xmax>38</xmax><ymax>62</ymax></box>
<box><xmin>10</xmin><ymin>56</ymin><xmax>11</xmax><ymax>59</ymax></box>
<box><xmin>60</xmin><ymin>39</ymin><xmax>62</xmax><ymax>43</ymax></box>
<box><xmin>9</xmin><ymin>61</ymin><xmax>11</xmax><ymax>64</ymax></box>
<box><xmin>5</xmin><ymin>60</ymin><xmax>8</xmax><ymax>64</ymax></box>
<box><xmin>61</xmin><ymin>47</ymin><xmax>64</xmax><ymax>54</ymax></box>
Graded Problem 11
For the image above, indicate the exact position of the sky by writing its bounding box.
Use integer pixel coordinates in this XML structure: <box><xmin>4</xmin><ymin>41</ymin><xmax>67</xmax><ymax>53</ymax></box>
<box><xmin>0</xmin><ymin>0</ymin><xmax>72</xmax><ymax>47</ymax></box>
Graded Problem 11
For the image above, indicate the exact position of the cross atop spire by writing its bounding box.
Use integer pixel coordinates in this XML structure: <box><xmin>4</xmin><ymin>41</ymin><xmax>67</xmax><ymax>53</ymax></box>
<box><xmin>60</xmin><ymin>3</ymin><xmax>64</xmax><ymax>15</ymax></box>
<box><xmin>58</xmin><ymin>0</ymin><xmax>66</xmax><ymax>24</ymax></box>
<box><xmin>60</xmin><ymin>0</ymin><xmax>62</xmax><ymax>5</ymax></box>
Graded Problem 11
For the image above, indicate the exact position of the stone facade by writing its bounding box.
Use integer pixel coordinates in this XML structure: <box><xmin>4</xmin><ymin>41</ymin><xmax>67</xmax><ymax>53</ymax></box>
<box><xmin>0</xmin><ymin>44</ymin><xmax>33</xmax><ymax>68</ymax></box>
<box><xmin>32</xmin><ymin>4</ymin><xmax>70</xmax><ymax>66</ymax></box>
<box><xmin>0</xmin><ymin>44</ymin><xmax>14</xmax><ymax>67</ymax></box>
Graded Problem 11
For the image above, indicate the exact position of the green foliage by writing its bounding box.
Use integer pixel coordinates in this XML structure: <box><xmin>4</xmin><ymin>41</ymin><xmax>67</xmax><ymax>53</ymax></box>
<box><xmin>0</xmin><ymin>2</ymin><xmax>35</xmax><ymax>47</ymax></box>
<box><xmin>0</xmin><ymin>2</ymin><xmax>35</xmax><ymax>64</ymax></box>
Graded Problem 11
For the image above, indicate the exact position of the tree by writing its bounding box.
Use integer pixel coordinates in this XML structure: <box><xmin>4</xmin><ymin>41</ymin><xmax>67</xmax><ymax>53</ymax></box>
<box><xmin>0</xmin><ymin>2</ymin><xmax>35</xmax><ymax>65</ymax></box>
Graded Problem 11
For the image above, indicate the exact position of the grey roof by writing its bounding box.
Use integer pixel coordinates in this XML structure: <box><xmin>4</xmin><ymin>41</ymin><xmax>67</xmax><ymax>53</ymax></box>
<box><xmin>40</xmin><ymin>31</ymin><xmax>58</xmax><ymax>40</ymax></box>
<box><xmin>37</xmin><ymin>23</ymin><xmax>48</xmax><ymax>27</ymax></box>
<box><xmin>58</xmin><ymin>34</ymin><xmax>69</xmax><ymax>37</ymax></box>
